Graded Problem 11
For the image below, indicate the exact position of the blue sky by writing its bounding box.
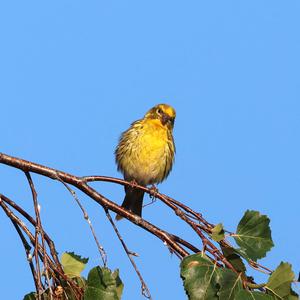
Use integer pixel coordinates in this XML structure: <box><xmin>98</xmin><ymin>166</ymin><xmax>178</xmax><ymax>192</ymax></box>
<box><xmin>0</xmin><ymin>1</ymin><xmax>300</xmax><ymax>299</ymax></box>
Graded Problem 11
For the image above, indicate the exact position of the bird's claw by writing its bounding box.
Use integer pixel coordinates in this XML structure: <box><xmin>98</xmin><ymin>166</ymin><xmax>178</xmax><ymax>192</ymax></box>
<box><xmin>149</xmin><ymin>185</ymin><xmax>158</xmax><ymax>199</ymax></box>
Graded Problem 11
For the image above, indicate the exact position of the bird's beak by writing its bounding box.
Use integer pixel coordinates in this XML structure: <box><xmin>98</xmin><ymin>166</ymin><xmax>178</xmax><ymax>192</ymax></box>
<box><xmin>161</xmin><ymin>114</ymin><xmax>172</xmax><ymax>126</ymax></box>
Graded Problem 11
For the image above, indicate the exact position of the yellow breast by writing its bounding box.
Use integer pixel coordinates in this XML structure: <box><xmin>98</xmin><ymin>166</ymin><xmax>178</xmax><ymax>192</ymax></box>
<box><xmin>116</xmin><ymin>118</ymin><xmax>175</xmax><ymax>185</ymax></box>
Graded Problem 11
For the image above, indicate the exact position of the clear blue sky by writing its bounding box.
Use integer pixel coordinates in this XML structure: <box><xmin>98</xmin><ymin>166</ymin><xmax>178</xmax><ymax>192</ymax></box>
<box><xmin>0</xmin><ymin>1</ymin><xmax>299</xmax><ymax>299</ymax></box>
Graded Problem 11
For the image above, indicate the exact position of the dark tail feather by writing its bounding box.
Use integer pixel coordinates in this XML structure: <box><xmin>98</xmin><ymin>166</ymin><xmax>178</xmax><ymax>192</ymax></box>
<box><xmin>116</xmin><ymin>186</ymin><xmax>144</xmax><ymax>220</ymax></box>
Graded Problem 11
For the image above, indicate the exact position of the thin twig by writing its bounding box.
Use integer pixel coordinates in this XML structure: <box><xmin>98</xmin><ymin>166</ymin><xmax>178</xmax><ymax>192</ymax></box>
<box><xmin>57</xmin><ymin>176</ymin><xmax>107</xmax><ymax>266</ymax></box>
<box><xmin>25</xmin><ymin>172</ymin><xmax>46</xmax><ymax>299</ymax></box>
<box><xmin>0</xmin><ymin>194</ymin><xmax>64</xmax><ymax>274</ymax></box>
<box><xmin>249</xmin><ymin>260</ymin><xmax>272</xmax><ymax>274</ymax></box>
<box><xmin>0</xmin><ymin>194</ymin><xmax>82</xmax><ymax>300</ymax></box>
<box><xmin>81</xmin><ymin>175</ymin><xmax>238</xmax><ymax>269</ymax></box>
<box><xmin>0</xmin><ymin>195</ymin><xmax>39</xmax><ymax>291</ymax></box>
<box><xmin>104</xmin><ymin>208</ymin><xmax>152</xmax><ymax>300</ymax></box>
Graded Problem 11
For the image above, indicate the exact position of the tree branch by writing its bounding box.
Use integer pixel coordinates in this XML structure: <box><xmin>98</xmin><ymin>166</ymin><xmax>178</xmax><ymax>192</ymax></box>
<box><xmin>0</xmin><ymin>152</ymin><xmax>189</xmax><ymax>258</ymax></box>
<box><xmin>0</xmin><ymin>151</ymin><xmax>273</xmax><ymax>295</ymax></box>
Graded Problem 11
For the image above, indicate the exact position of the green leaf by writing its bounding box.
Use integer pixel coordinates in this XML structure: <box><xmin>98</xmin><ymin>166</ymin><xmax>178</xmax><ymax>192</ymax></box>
<box><xmin>285</xmin><ymin>289</ymin><xmax>299</xmax><ymax>300</ymax></box>
<box><xmin>23</xmin><ymin>292</ymin><xmax>37</xmax><ymax>300</ymax></box>
<box><xmin>180</xmin><ymin>253</ymin><xmax>221</xmax><ymax>300</ymax></box>
<box><xmin>285</xmin><ymin>293</ymin><xmax>299</xmax><ymax>300</ymax></box>
<box><xmin>23</xmin><ymin>293</ymin><xmax>50</xmax><ymax>300</ymax></box>
<box><xmin>84</xmin><ymin>266</ymin><xmax>123</xmax><ymax>300</ymax></box>
<box><xmin>233</xmin><ymin>248</ymin><xmax>252</xmax><ymax>263</ymax></box>
<box><xmin>235</xmin><ymin>290</ymin><xmax>274</xmax><ymax>299</ymax></box>
<box><xmin>266</xmin><ymin>262</ymin><xmax>296</xmax><ymax>299</ymax></box>
<box><xmin>233</xmin><ymin>210</ymin><xmax>274</xmax><ymax>261</ymax></box>
<box><xmin>211</xmin><ymin>223</ymin><xmax>225</xmax><ymax>242</ymax></box>
<box><xmin>61</xmin><ymin>251</ymin><xmax>88</xmax><ymax>278</ymax></box>
<box><xmin>221</xmin><ymin>246</ymin><xmax>246</xmax><ymax>273</ymax></box>
<box><xmin>218</xmin><ymin>268</ymin><xmax>243</xmax><ymax>300</ymax></box>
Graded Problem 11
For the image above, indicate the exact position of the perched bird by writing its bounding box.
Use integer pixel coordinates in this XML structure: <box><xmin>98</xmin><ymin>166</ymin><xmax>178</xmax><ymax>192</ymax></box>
<box><xmin>115</xmin><ymin>104</ymin><xmax>176</xmax><ymax>220</ymax></box>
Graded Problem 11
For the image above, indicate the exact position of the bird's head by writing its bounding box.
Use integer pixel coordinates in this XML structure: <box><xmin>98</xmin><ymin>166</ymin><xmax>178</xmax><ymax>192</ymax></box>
<box><xmin>145</xmin><ymin>104</ymin><xmax>176</xmax><ymax>129</ymax></box>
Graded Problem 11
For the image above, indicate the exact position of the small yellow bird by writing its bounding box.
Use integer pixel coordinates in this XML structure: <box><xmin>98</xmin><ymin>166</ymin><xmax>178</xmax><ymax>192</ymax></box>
<box><xmin>115</xmin><ymin>104</ymin><xmax>176</xmax><ymax>219</ymax></box>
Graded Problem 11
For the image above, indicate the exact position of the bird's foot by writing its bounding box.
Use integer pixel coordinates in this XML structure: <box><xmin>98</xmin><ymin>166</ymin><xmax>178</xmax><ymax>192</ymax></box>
<box><xmin>149</xmin><ymin>184</ymin><xmax>159</xmax><ymax>199</ymax></box>
<box><xmin>143</xmin><ymin>185</ymin><xmax>159</xmax><ymax>208</ymax></box>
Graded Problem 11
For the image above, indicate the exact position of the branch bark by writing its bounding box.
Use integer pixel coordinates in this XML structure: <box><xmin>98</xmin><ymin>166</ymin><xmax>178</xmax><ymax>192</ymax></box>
<box><xmin>0</xmin><ymin>152</ymin><xmax>188</xmax><ymax>258</ymax></box>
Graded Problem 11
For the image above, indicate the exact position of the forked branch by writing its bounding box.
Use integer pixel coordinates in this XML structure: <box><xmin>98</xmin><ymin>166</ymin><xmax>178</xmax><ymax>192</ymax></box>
<box><xmin>0</xmin><ymin>152</ymin><xmax>272</xmax><ymax>298</ymax></box>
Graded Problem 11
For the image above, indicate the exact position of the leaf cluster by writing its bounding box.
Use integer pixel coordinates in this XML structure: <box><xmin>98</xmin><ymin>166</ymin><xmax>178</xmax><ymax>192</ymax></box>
<box><xmin>180</xmin><ymin>210</ymin><xmax>298</xmax><ymax>300</ymax></box>
<box><xmin>24</xmin><ymin>252</ymin><xmax>123</xmax><ymax>300</ymax></box>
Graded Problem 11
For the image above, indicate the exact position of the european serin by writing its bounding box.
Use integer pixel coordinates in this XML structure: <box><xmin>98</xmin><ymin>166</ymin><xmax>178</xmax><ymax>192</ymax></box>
<box><xmin>115</xmin><ymin>104</ymin><xmax>176</xmax><ymax>219</ymax></box>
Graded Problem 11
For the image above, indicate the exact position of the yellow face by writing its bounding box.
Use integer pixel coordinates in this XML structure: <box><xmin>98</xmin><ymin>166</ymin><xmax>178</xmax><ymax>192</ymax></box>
<box><xmin>145</xmin><ymin>104</ymin><xmax>176</xmax><ymax>129</ymax></box>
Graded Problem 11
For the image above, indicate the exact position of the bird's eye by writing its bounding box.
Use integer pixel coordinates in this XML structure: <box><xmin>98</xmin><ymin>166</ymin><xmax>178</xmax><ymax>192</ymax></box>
<box><xmin>157</xmin><ymin>108</ymin><xmax>163</xmax><ymax>114</ymax></box>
